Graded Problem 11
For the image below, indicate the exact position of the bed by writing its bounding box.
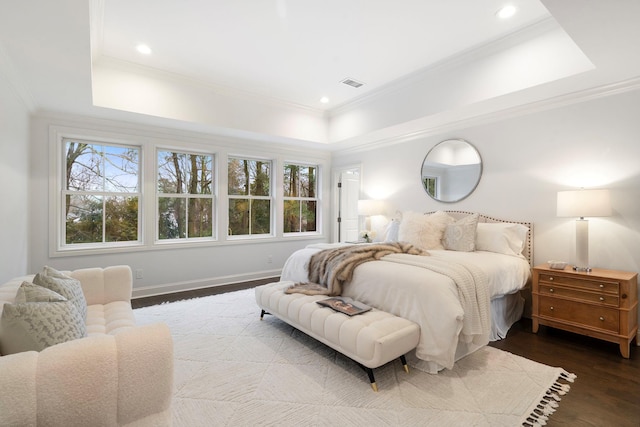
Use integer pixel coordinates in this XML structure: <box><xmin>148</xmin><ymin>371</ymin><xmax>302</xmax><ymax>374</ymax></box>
<box><xmin>280</xmin><ymin>210</ymin><xmax>533</xmax><ymax>373</ymax></box>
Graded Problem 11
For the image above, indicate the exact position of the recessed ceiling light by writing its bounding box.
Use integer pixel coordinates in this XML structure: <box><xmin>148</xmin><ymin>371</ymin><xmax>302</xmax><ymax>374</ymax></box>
<box><xmin>496</xmin><ymin>5</ymin><xmax>516</xmax><ymax>19</ymax></box>
<box><xmin>136</xmin><ymin>44</ymin><xmax>152</xmax><ymax>55</ymax></box>
<box><xmin>320</xmin><ymin>96</ymin><xmax>330</xmax><ymax>104</ymax></box>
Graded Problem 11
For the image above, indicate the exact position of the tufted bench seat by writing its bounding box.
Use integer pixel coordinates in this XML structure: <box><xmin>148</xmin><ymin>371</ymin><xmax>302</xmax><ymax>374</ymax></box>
<box><xmin>255</xmin><ymin>281</ymin><xmax>420</xmax><ymax>391</ymax></box>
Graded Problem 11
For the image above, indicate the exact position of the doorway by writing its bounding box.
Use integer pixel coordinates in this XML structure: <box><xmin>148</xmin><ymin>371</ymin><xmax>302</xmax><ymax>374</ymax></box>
<box><xmin>333</xmin><ymin>165</ymin><xmax>360</xmax><ymax>242</ymax></box>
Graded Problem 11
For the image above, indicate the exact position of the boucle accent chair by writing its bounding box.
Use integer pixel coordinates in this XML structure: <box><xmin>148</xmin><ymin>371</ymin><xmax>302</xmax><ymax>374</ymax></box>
<box><xmin>0</xmin><ymin>266</ymin><xmax>173</xmax><ymax>426</ymax></box>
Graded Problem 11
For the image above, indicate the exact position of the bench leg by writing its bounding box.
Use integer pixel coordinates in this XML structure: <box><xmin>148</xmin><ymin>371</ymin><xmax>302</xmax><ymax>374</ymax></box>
<box><xmin>365</xmin><ymin>367</ymin><xmax>378</xmax><ymax>392</ymax></box>
<box><xmin>260</xmin><ymin>309</ymin><xmax>270</xmax><ymax>320</ymax></box>
<box><xmin>400</xmin><ymin>354</ymin><xmax>409</xmax><ymax>373</ymax></box>
<box><xmin>356</xmin><ymin>363</ymin><xmax>378</xmax><ymax>392</ymax></box>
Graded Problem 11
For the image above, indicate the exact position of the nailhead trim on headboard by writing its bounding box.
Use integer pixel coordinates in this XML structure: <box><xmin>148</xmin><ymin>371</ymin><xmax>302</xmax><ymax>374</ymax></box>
<box><xmin>425</xmin><ymin>210</ymin><xmax>534</xmax><ymax>266</ymax></box>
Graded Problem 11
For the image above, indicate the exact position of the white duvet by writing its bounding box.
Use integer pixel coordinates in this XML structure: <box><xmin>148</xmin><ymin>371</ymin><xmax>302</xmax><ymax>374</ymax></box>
<box><xmin>280</xmin><ymin>243</ymin><xmax>531</xmax><ymax>373</ymax></box>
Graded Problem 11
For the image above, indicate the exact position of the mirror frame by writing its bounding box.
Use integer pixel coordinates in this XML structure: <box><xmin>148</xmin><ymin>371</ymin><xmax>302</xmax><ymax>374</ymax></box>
<box><xmin>421</xmin><ymin>138</ymin><xmax>482</xmax><ymax>203</ymax></box>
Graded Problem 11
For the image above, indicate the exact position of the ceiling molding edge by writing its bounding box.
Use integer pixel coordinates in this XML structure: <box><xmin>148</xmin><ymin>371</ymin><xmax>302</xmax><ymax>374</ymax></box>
<box><xmin>332</xmin><ymin>75</ymin><xmax>640</xmax><ymax>155</ymax></box>
<box><xmin>33</xmin><ymin>109</ymin><xmax>334</xmax><ymax>158</ymax></box>
<box><xmin>327</xmin><ymin>17</ymin><xmax>559</xmax><ymax>117</ymax></box>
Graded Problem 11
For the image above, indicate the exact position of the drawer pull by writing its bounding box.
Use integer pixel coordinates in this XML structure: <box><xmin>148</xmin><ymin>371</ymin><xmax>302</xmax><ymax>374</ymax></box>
<box><xmin>549</xmin><ymin>288</ymin><xmax>554</xmax><ymax>293</ymax></box>
<box><xmin>550</xmin><ymin>306</ymin><xmax>554</xmax><ymax>311</ymax></box>
<box><xmin>599</xmin><ymin>316</ymin><xmax>605</xmax><ymax>321</ymax></box>
<box><xmin>549</xmin><ymin>277</ymin><xmax>554</xmax><ymax>281</ymax></box>
<box><xmin>599</xmin><ymin>297</ymin><xmax>605</xmax><ymax>301</ymax></box>
<box><xmin>599</xmin><ymin>284</ymin><xmax>604</xmax><ymax>288</ymax></box>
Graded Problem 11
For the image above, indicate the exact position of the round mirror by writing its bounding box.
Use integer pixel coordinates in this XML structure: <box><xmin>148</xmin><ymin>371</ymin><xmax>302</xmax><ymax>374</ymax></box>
<box><xmin>421</xmin><ymin>139</ymin><xmax>482</xmax><ymax>203</ymax></box>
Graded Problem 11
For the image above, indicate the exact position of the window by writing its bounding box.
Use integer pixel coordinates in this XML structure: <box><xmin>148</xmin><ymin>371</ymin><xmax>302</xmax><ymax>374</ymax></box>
<box><xmin>227</xmin><ymin>157</ymin><xmax>271</xmax><ymax>236</ymax></box>
<box><xmin>283</xmin><ymin>163</ymin><xmax>318</xmax><ymax>233</ymax></box>
<box><xmin>423</xmin><ymin>176</ymin><xmax>438</xmax><ymax>199</ymax></box>
<box><xmin>157</xmin><ymin>150</ymin><xmax>214</xmax><ymax>240</ymax></box>
<box><xmin>63</xmin><ymin>139</ymin><xmax>140</xmax><ymax>246</ymax></box>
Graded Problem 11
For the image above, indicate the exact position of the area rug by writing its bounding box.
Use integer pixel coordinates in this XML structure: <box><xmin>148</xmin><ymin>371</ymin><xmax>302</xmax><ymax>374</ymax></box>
<box><xmin>134</xmin><ymin>288</ymin><xmax>575</xmax><ymax>426</ymax></box>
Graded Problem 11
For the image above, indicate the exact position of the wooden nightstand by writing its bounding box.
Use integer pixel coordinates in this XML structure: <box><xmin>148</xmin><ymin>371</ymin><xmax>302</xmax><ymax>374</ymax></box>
<box><xmin>532</xmin><ymin>264</ymin><xmax>638</xmax><ymax>358</ymax></box>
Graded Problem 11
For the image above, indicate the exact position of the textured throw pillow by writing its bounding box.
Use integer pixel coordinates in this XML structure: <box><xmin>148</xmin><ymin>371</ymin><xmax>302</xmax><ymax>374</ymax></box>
<box><xmin>475</xmin><ymin>222</ymin><xmax>529</xmax><ymax>256</ymax></box>
<box><xmin>0</xmin><ymin>300</ymin><xmax>87</xmax><ymax>355</ymax></box>
<box><xmin>398</xmin><ymin>210</ymin><xmax>454</xmax><ymax>250</ymax></box>
<box><xmin>33</xmin><ymin>266</ymin><xmax>87</xmax><ymax>321</ymax></box>
<box><xmin>443</xmin><ymin>213</ymin><xmax>479</xmax><ymax>252</ymax></box>
<box><xmin>14</xmin><ymin>281</ymin><xmax>66</xmax><ymax>304</ymax></box>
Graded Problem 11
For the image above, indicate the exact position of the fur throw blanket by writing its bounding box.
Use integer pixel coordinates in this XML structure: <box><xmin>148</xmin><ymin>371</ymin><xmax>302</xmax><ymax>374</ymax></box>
<box><xmin>285</xmin><ymin>242</ymin><xmax>427</xmax><ymax>296</ymax></box>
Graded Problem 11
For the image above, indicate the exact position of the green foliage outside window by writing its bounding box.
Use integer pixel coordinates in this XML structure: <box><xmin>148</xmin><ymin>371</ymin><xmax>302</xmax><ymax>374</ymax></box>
<box><xmin>283</xmin><ymin>164</ymin><xmax>317</xmax><ymax>233</ymax></box>
<box><xmin>424</xmin><ymin>177</ymin><xmax>438</xmax><ymax>198</ymax></box>
<box><xmin>228</xmin><ymin>158</ymin><xmax>271</xmax><ymax>236</ymax></box>
<box><xmin>64</xmin><ymin>140</ymin><xmax>140</xmax><ymax>245</ymax></box>
<box><xmin>157</xmin><ymin>151</ymin><xmax>214</xmax><ymax>240</ymax></box>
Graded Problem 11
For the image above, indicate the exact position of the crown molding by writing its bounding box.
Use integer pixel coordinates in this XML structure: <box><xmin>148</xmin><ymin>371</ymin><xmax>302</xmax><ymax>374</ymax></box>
<box><xmin>327</xmin><ymin>17</ymin><xmax>559</xmax><ymax>117</ymax></box>
<box><xmin>333</xmin><ymin>75</ymin><xmax>640</xmax><ymax>155</ymax></box>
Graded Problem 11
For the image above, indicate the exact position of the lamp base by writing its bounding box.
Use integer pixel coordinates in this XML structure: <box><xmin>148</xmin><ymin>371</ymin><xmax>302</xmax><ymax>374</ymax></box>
<box><xmin>572</xmin><ymin>265</ymin><xmax>592</xmax><ymax>272</ymax></box>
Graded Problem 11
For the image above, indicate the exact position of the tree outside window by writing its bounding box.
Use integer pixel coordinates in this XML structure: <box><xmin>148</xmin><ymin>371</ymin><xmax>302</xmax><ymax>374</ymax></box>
<box><xmin>283</xmin><ymin>164</ymin><xmax>317</xmax><ymax>233</ymax></box>
<box><xmin>228</xmin><ymin>157</ymin><xmax>271</xmax><ymax>236</ymax></box>
<box><xmin>424</xmin><ymin>176</ymin><xmax>438</xmax><ymax>199</ymax></box>
<box><xmin>64</xmin><ymin>139</ymin><xmax>140</xmax><ymax>245</ymax></box>
<box><xmin>157</xmin><ymin>150</ymin><xmax>214</xmax><ymax>240</ymax></box>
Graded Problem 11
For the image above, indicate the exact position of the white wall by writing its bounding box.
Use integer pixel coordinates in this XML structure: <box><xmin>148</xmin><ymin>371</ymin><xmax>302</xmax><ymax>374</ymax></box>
<box><xmin>0</xmin><ymin>61</ymin><xmax>30</xmax><ymax>283</ymax></box>
<box><xmin>28</xmin><ymin>113</ymin><xmax>332</xmax><ymax>297</ymax></box>
<box><xmin>332</xmin><ymin>88</ymin><xmax>640</xmax><ymax>275</ymax></box>
<box><xmin>92</xmin><ymin>58</ymin><xmax>329</xmax><ymax>145</ymax></box>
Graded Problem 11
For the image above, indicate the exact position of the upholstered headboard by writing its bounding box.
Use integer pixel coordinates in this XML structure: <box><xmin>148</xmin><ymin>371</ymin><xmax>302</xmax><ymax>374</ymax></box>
<box><xmin>426</xmin><ymin>210</ymin><xmax>534</xmax><ymax>266</ymax></box>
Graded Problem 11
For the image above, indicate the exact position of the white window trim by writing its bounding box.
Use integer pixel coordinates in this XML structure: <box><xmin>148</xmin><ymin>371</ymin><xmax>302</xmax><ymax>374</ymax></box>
<box><xmin>47</xmin><ymin>125</ymin><xmax>328</xmax><ymax>258</ymax></box>
<box><xmin>51</xmin><ymin>130</ymin><xmax>145</xmax><ymax>256</ymax></box>
<box><xmin>155</xmin><ymin>147</ymin><xmax>217</xmax><ymax>243</ymax></box>
<box><xmin>226</xmin><ymin>155</ymin><xmax>275</xmax><ymax>239</ymax></box>
<box><xmin>282</xmin><ymin>161</ymin><xmax>321</xmax><ymax>236</ymax></box>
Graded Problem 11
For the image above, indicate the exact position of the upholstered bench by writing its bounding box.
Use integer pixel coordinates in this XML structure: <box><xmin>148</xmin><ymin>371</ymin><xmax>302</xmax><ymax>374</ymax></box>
<box><xmin>255</xmin><ymin>281</ymin><xmax>420</xmax><ymax>391</ymax></box>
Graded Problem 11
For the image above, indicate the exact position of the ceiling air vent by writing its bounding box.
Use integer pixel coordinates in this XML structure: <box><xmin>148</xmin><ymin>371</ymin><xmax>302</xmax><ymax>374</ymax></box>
<box><xmin>341</xmin><ymin>78</ymin><xmax>364</xmax><ymax>88</ymax></box>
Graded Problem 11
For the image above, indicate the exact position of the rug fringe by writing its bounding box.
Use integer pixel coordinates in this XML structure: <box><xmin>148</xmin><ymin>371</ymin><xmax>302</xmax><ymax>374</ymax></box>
<box><xmin>522</xmin><ymin>369</ymin><xmax>576</xmax><ymax>427</ymax></box>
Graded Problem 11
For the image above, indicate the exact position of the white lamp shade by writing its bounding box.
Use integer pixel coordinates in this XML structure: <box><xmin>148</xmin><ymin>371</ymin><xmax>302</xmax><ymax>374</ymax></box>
<box><xmin>557</xmin><ymin>189</ymin><xmax>612</xmax><ymax>218</ymax></box>
<box><xmin>357</xmin><ymin>199</ymin><xmax>385</xmax><ymax>216</ymax></box>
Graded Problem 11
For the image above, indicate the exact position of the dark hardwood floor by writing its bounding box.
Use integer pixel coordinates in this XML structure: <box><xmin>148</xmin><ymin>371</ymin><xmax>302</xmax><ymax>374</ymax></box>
<box><xmin>133</xmin><ymin>282</ymin><xmax>640</xmax><ymax>426</ymax></box>
<box><xmin>490</xmin><ymin>318</ymin><xmax>640</xmax><ymax>427</ymax></box>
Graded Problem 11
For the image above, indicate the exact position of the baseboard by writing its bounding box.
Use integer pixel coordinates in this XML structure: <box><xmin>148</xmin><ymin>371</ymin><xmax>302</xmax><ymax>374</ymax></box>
<box><xmin>131</xmin><ymin>269</ymin><xmax>281</xmax><ymax>299</ymax></box>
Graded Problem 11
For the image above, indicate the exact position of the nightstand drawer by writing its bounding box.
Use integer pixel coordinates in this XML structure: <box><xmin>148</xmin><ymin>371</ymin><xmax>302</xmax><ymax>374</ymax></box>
<box><xmin>538</xmin><ymin>285</ymin><xmax>619</xmax><ymax>306</ymax></box>
<box><xmin>538</xmin><ymin>296</ymin><xmax>619</xmax><ymax>332</ymax></box>
<box><xmin>538</xmin><ymin>273</ymin><xmax>619</xmax><ymax>294</ymax></box>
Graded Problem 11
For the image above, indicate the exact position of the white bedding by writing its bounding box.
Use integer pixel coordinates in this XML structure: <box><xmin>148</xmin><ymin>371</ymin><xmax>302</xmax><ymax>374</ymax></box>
<box><xmin>280</xmin><ymin>243</ymin><xmax>531</xmax><ymax>373</ymax></box>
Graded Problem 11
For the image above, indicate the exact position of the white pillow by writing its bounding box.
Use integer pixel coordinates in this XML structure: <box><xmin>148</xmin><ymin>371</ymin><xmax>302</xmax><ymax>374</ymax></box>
<box><xmin>475</xmin><ymin>222</ymin><xmax>529</xmax><ymax>257</ymax></box>
<box><xmin>398</xmin><ymin>210</ymin><xmax>453</xmax><ymax>250</ymax></box>
<box><xmin>384</xmin><ymin>219</ymin><xmax>400</xmax><ymax>242</ymax></box>
<box><xmin>443</xmin><ymin>213</ymin><xmax>479</xmax><ymax>252</ymax></box>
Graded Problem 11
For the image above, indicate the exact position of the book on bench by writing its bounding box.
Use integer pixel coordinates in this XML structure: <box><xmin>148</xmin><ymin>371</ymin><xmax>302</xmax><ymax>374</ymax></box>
<box><xmin>317</xmin><ymin>297</ymin><xmax>372</xmax><ymax>316</ymax></box>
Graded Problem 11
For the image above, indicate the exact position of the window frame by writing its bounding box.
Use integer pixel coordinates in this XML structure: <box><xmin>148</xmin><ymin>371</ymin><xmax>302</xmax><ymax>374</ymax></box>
<box><xmin>56</xmin><ymin>136</ymin><xmax>143</xmax><ymax>253</ymax></box>
<box><xmin>49</xmin><ymin>126</ymin><xmax>328</xmax><ymax>258</ymax></box>
<box><xmin>282</xmin><ymin>162</ymin><xmax>320</xmax><ymax>236</ymax></box>
<box><xmin>155</xmin><ymin>147</ymin><xmax>217</xmax><ymax>244</ymax></box>
<box><xmin>226</xmin><ymin>155</ymin><xmax>274</xmax><ymax>239</ymax></box>
<box><xmin>423</xmin><ymin>176</ymin><xmax>439</xmax><ymax>199</ymax></box>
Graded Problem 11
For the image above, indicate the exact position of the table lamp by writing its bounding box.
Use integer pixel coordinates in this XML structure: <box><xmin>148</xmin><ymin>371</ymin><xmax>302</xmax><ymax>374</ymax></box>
<box><xmin>557</xmin><ymin>189</ymin><xmax>611</xmax><ymax>272</ymax></box>
<box><xmin>357</xmin><ymin>199</ymin><xmax>384</xmax><ymax>235</ymax></box>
